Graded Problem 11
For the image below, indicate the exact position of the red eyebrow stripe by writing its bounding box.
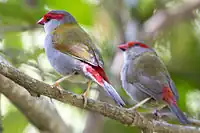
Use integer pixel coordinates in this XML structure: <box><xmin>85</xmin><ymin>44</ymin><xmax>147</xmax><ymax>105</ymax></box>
<box><xmin>128</xmin><ymin>41</ymin><xmax>149</xmax><ymax>48</ymax></box>
<box><xmin>139</xmin><ymin>43</ymin><xmax>149</xmax><ymax>48</ymax></box>
<box><xmin>43</xmin><ymin>13</ymin><xmax>65</xmax><ymax>22</ymax></box>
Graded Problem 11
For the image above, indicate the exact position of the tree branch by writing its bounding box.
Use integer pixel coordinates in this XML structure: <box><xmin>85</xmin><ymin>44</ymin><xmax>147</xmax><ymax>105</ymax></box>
<box><xmin>0</xmin><ymin>72</ymin><xmax>71</xmax><ymax>133</ymax></box>
<box><xmin>0</xmin><ymin>63</ymin><xmax>200</xmax><ymax>133</ymax></box>
<box><xmin>140</xmin><ymin>0</ymin><xmax>200</xmax><ymax>42</ymax></box>
<box><xmin>142</xmin><ymin>111</ymin><xmax>200</xmax><ymax>127</ymax></box>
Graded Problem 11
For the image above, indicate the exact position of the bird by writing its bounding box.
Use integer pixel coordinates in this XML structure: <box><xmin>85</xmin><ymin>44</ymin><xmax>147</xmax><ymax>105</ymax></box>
<box><xmin>118</xmin><ymin>41</ymin><xmax>189</xmax><ymax>124</ymax></box>
<box><xmin>37</xmin><ymin>10</ymin><xmax>125</xmax><ymax>107</ymax></box>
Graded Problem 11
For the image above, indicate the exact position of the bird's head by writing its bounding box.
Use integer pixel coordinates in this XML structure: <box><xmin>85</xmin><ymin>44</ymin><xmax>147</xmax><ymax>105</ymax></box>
<box><xmin>118</xmin><ymin>41</ymin><xmax>155</xmax><ymax>59</ymax></box>
<box><xmin>118</xmin><ymin>41</ymin><xmax>150</xmax><ymax>51</ymax></box>
<box><xmin>37</xmin><ymin>10</ymin><xmax>77</xmax><ymax>33</ymax></box>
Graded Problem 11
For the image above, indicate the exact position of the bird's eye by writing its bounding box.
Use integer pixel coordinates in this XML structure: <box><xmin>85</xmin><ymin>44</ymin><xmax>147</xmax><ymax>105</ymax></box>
<box><xmin>46</xmin><ymin>17</ymin><xmax>51</xmax><ymax>22</ymax></box>
<box><xmin>43</xmin><ymin>15</ymin><xmax>51</xmax><ymax>23</ymax></box>
<box><xmin>134</xmin><ymin>43</ymin><xmax>140</xmax><ymax>47</ymax></box>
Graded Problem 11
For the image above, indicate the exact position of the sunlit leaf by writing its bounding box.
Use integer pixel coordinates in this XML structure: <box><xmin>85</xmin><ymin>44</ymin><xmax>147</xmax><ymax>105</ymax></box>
<box><xmin>131</xmin><ymin>0</ymin><xmax>156</xmax><ymax>22</ymax></box>
<box><xmin>3</xmin><ymin>110</ymin><xmax>28</xmax><ymax>133</ymax></box>
<box><xmin>3</xmin><ymin>32</ymin><xmax>23</xmax><ymax>49</ymax></box>
<box><xmin>0</xmin><ymin>3</ymin><xmax>45</xmax><ymax>25</ymax></box>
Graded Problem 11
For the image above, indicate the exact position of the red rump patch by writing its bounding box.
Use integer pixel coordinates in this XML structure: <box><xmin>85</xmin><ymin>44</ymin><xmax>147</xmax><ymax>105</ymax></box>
<box><xmin>85</xmin><ymin>64</ymin><xmax>110</xmax><ymax>86</ymax></box>
<box><xmin>162</xmin><ymin>86</ymin><xmax>177</xmax><ymax>105</ymax></box>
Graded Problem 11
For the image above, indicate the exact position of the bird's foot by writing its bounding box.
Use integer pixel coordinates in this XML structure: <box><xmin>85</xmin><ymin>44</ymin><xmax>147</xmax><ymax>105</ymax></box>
<box><xmin>51</xmin><ymin>82</ymin><xmax>64</xmax><ymax>95</ymax></box>
<box><xmin>153</xmin><ymin>109</ymin><xmax>161</xmax><ymax>120</ymax></box>
<box><xmin>81</xmin><ymin>91</ymin><xmax>89</xmax><ymax>108</ymax></box>
<box><xmin>81</xmin><ymin>81</ymin><xmax>92</xmax><ymax>108</ymax></box>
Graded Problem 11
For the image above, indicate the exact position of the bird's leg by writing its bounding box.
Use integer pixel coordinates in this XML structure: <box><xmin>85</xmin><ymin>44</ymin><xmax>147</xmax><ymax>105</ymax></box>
<box><xmin>81</xmin><ymin>80</ymin><xmax>92</xmax><ymax>108</ymax></box>
<box><xmin>52</xmin><ymin>72</ymin><xmax>76</xmax><ymax>94</ymax></box>
<box><xmin>128</xmin><ymin>97</ymin><xmax>152</xmax><ymax>111</ymax></box>
<box><xmin>153</xmin><ymin>104</ymin><xmax>167</xmax><ymax>120</ymax></box>
<box><xmin>52</xmin><ymin>75</ymin><xmax>73</xmax><ymax>87</ymax></box>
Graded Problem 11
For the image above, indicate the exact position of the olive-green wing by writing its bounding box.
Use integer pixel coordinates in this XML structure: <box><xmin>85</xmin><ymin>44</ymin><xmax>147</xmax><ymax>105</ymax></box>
<box><xmin>52</xmin><ymin>24</ymin><xmax>104</xmax><ymax>67</ymax></box>
<box><xmin>126</xmin><ymin>52</ymin><xmax>179</xmax><ymax>100</ymax></box>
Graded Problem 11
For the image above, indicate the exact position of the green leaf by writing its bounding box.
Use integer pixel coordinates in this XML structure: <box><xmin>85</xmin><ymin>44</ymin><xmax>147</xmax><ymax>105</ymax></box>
<box><xmin>3</xmin><ymin>32</ymin><xmax>23</xmax><ymax>49</ymax></box>
<box><xmin>3</xmin><ymin>110</ymin><xmax>28</xmax><ymax>133</ymax></box>
<box><xmin>0</xmin><ymin>3</ymin><xmax>45</xmax><ymax>25</ymax></box>
<box><xmin>131</xmin><ymin>0</ymin><xmax>156</xmax><ymax>22</ymax></box>
<box><xmin>169</xmin><ymin>22</ymin><xmax>200</xmax><ymax>74</ymax></box>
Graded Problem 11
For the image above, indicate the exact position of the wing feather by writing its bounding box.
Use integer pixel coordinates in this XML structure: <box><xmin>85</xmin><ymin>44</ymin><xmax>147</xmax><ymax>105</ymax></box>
<box><xmin>126</xmin><ymin>52</ymin><xmax>178</xmax><ymax>101</ymax></box>
<box><xmin>52</xmin><ymin>24</ymin><xmax>104</xmax><ymax>67</ymax></box>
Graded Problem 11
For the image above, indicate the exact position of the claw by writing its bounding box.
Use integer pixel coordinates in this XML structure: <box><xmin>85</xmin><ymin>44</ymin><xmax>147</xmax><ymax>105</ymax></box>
<box><xmin>81</xmin><ymin>81</ymin><xmax>92</xmax><ymax>108</ymax></box>
<box><xmin>52</xmin><ymin>72</ymin><xmax>76</xmax><ymax>94</ymax></box>
<box><xmin>153</xmin><ymin>104</ymin><xmax>167</xmax><ymax>120</ymax></box>
<box><xmin>153</xmin><ymin>109</ymin><xmax>162</xmax><ymax>120</ymax></box>
<box><xmin>51</xmin><ymin>82</ymin><xmax>63</xmax><ymax>95</ymax></box>
<box><xmin>82</xmin><ymin>92</ymin><xmax>88</xmax><ymax>108</ymax></box>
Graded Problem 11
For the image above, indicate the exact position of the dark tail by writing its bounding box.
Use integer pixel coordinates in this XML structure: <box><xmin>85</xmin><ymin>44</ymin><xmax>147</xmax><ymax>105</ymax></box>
<box><xmin>169</xmin><ymin>103</ymin><xmax>190</xmax><ymax>124</ymax></box>
<box><xmin>103</xmin><ymin>81</ymin><xmax>125</xmax><ymax>107</ymax></box>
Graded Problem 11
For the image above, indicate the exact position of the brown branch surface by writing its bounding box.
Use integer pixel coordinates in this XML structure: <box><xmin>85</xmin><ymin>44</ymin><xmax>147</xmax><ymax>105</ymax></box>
<box><xmin>0</xmin><ymin>63</ymin><xmax>200</xmax><ymax>133</ymax></box>
<box><xmin>0</xmin><ymin>73</ymin><xmax>71</xmax><ymax>133</ymax></box>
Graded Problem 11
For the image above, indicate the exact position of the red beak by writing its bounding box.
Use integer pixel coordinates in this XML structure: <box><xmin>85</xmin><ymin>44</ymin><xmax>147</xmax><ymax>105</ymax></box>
<box><xmin>37</xmin><ymin>18</ymin><xmax>45</xmax><ymax>25</ymax></box>
<box><xmin>118</xmin><ymin>43</ymin><xmax>129</xmax><ymax>51</ymax></box>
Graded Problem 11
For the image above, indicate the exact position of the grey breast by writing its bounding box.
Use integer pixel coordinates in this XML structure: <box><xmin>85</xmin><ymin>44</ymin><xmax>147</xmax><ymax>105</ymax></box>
<box><xmin>44</xmin><ymin>34</ymin><xmax>81</xmax><ymax>76</ymax></box>
<box><xmin>121</xmin><ymin>61</ymin><xmax>150</xmax><ymax>103</ymax></box>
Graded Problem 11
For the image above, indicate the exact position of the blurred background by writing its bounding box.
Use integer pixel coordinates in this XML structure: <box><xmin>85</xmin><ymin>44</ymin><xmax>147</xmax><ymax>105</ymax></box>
<box><xmin>0</xmin><ymin>0</ymin><xmax>200</xmax><ymax>133</ymax></box>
